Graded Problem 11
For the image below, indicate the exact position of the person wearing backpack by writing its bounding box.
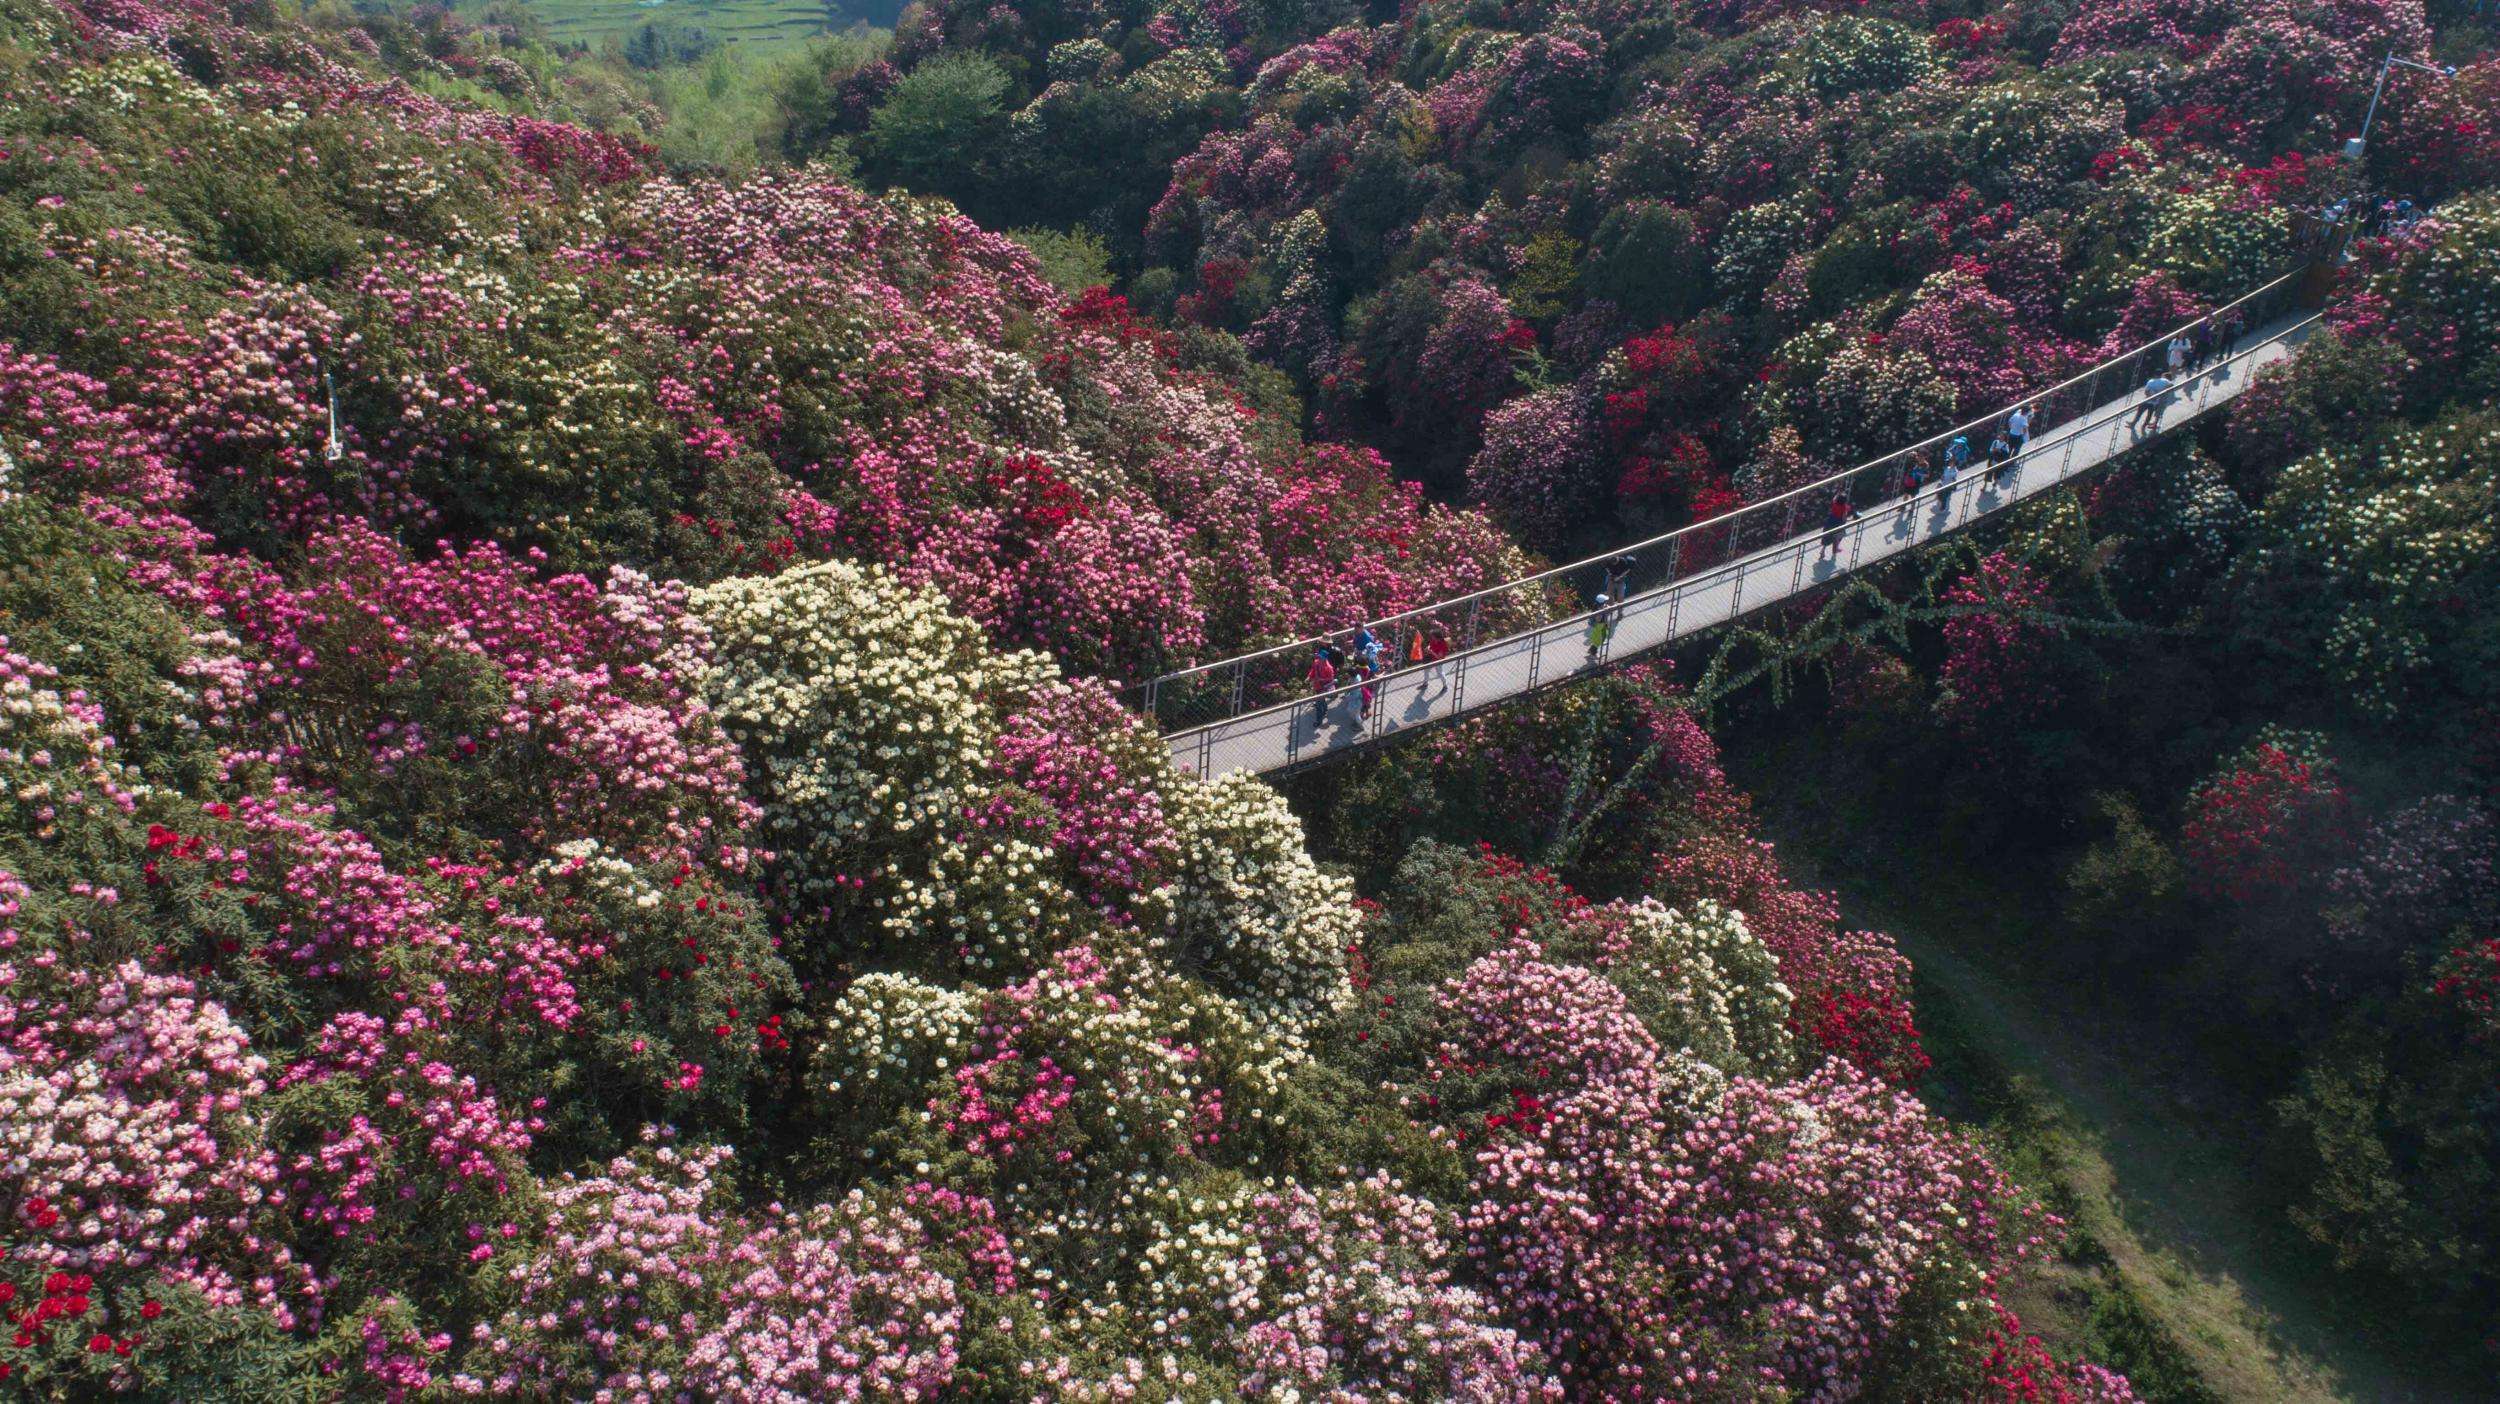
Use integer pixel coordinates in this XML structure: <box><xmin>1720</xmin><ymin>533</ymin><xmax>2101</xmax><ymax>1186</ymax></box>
<box><xmin>1898</xmin><ymin>451</ymin><xmax>1930</xmax><ymax>520</ymax></box>
<box><xmin>1584</xmin><ymin>595</ymin><xmax>1615</xmax><ymax>664</ymax></box>
<box><xmin>1604</xmin><ymin>553</ymin><xmax>1637</xmax><ymax>601</ymax></box>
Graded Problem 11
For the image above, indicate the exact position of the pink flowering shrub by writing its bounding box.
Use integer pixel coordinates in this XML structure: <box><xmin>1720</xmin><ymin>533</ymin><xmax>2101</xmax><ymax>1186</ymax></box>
<box><xmin>1318</xmin><ymin>842</ymin><xmax>2113</xmax><ymax>1399</ymax></box>
<box><xmin>1940</xmin><ymin>552</ymin><xmax>2068</xmax><ymax>736</ymax></box>
<box><xmin>460</xmin><ymin>1137</ymin><xmax>981</xmax><ymax>1400</ymax></box>
<box><xmin>1467</xmin><ymin>386</ymin><xmax>1605</xmax><ymax>550</ymax></box>
<box><xmin>0</xmin><ymin>961</ymin><xmax>311</xmax><ymax>1323</ymax></box>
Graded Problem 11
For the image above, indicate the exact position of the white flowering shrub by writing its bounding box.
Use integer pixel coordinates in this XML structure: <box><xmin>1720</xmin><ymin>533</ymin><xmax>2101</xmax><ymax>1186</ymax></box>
<box><xmin>697</xmin><ymin>559</ymin><xmax>1072</xmax><ymax>972</ymax></box>
<box><xmin>883</xmin><ymin>826</ymin><xmax>1095</xmax><ymax>973</ymax></box>
<box><xmin>698</xmin><ymin>560</ymin><xmax>1051</xmax><ymax>875</ymax></box>
<box><xmin>1166</xmin><ymin>771</ymin><xmax>1359</xmax><ymax>1040</ymax></box>
<box><xmin>2140</xmin><ymin>180</ymin><xmax>2290</xmax><ymax>296</ymax></box>
<box><xmin>1799</xmin><ymin>14</ymin><xmax>1937</xmax><ymax>98</ymax></box>
<box><xmin>2247</xmin><ymin>416</ymin><xmax>2500</xmax><ymax>719</ymax></box>
<box><xmin>813</xmin><ymin>973</ymin><xmax>982</xmax><ymax>1149</ymax></box>
<box><xmin>1608</xmin><ymin>898</ymin><xmax>1796</xmax><ymax>1075</ymax></box>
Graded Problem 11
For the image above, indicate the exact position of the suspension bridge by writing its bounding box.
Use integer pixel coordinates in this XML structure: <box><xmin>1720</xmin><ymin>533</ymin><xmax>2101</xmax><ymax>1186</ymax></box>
<box><xmin>1126</xmin><ymin>271</ymin><xmax>2325</xmax><ymax>778</ymax></box>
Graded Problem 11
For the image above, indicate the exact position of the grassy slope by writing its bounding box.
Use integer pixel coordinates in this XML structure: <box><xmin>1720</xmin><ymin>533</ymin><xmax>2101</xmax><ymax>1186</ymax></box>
<box><xmin>1725</xmin><ymin>727</ymin><xmax>2479</xmax><ymax>1404</ymax></box>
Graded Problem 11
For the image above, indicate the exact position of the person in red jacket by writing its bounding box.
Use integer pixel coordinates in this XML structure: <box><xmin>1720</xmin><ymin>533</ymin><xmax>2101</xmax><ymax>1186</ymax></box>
<box><xmin>1820</xmin><ymin>492</ymin><xmax>1855</xmax><ymax>559</ymax></box>
<box><xmin>1306</xmin><ymin>647</ymin><xmax>1337</xmax><ymax>728</ymax></box>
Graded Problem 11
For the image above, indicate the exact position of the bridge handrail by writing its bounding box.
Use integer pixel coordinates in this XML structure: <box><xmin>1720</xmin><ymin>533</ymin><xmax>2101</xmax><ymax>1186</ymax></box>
<box><xmin>1125</xmin><ymin>266</ymin><xmax>2310</xmax><ymax>729</ymax></box>
<box><xmin>1184</xmin><ymin>311</ymin><xmax>2318</xmax><ymax>756</ymax></box>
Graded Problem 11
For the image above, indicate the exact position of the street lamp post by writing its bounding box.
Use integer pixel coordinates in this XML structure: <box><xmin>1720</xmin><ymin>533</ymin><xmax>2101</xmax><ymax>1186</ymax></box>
<box><xmin>2345</xmin><ymin>49</ymin><xmax>2459</xmax><ymax>160</ymax></box>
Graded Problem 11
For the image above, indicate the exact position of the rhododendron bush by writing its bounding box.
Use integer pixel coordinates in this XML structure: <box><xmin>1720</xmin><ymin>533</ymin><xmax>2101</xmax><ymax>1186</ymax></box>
<box><xmin>2</xmin><ymin>0</ymin><xmax>2405</xmax><ymax>1386</ymax></box>
<box><xmin>850</xmin><ymin>0</ymin><xmax>2442</xmax><ymax>554</ymax></box>
<box><xmin>0</xmin><ymin>0</ymin><xmax>1521</xmax><ymax>683</ymax></box>
<box><xmin>1306</xmin><ymin>843</ymin><xmax>2121</xmax><ymax>1401</ymax></box>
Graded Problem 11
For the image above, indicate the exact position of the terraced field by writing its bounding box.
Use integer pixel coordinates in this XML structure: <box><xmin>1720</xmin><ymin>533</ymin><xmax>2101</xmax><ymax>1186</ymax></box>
<box><xmin>488</xmin><ymin>0</ymin><xmax>900</xmax><ymax>52</ymax></box>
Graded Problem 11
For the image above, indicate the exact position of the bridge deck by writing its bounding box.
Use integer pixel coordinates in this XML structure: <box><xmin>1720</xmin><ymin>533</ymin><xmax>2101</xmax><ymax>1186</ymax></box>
<box><xmin>1170</xmin><ymin>314</ymin><xmax>2317</xmax><ymax>778</ymax></box>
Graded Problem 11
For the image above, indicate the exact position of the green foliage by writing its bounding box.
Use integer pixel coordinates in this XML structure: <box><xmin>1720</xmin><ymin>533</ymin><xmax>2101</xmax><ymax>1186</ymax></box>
<box><xmin>859</xmin><ymin>52</ymin><xmax>1011</xmax><ymax>198</ymax></box>
<box><xmin>770</xmin><ymin>29</ymin><xmax>891</xmax><ymax>158</ymax></box>
<box><xmin>1506</xmin><ymin>228</ymin><xmax>1581</xmax><ymax>321</ymax></box>
<box><xmin>1584</xmin><ymin>201</ymin><xmax>1709</xmax><ymax>327</ymax></box>
<box><xmin>2059</xmin><ymin>792</ymin><xmax>2190</xmax><ymax>974</ymax></box>
<box><xmin>2273</xmin><ymin>1002</ymin><xmax>2500</xmax><ymax>1343</ymax></box>
<box><xmin>1008</xmin><ymin>224</ymin><xmax>1113</xmax><ymax>293</ymax></box>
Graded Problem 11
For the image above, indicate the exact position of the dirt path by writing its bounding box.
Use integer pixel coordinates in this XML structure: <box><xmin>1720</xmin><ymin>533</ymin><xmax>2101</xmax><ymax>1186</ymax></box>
<box><xmin>1754</xmin><ymin>827</ymin><xmax>2473</xmax><ymax>1403</ymax></box>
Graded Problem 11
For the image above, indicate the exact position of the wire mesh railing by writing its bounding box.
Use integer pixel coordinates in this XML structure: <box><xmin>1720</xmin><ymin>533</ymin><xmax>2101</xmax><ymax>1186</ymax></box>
<box><xmin>1174</xmin><ymin>308</ymin><xmax>2318</xmax><ymax>776</ymax></box>
<box><xmin>1124</xmin><ymin>266</ymin><xmax>2317</xmax><ymax>735</ymax></box>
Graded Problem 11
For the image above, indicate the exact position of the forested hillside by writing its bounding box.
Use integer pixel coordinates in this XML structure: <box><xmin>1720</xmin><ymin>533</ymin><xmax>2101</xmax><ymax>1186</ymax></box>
<box><xmin>0</xmin><ymin>0</ymin><xmax>2492</xmax><ymax>1397</ymax></box>
<box><xmin>801</xmin><ymin>0</ymin><xmax>2481</xmax><ymax>554</ymax></box>
<box><xmin>0</xmin><ymin>0</ymin><xmax>2122</xmax><ymax>1395</ymax></box>
<box><xmin>789</xmin><ymin>1</ymin><xmax>2500</xmax><ymax>1376</ymax></box>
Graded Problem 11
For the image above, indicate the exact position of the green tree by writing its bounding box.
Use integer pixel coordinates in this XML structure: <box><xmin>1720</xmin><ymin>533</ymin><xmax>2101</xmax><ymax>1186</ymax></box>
<box><xmin>859</xmin><ymin>52</ymin><xmax>1010</xmax><ymax>199</ymax></box>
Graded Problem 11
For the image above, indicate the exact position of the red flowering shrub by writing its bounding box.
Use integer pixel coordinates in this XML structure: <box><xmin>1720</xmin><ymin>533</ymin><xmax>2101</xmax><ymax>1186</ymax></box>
<box><xmin>2181</xmin><ymin>731</ymin><xmax>2354</xmax><ymax>903</ymax></box>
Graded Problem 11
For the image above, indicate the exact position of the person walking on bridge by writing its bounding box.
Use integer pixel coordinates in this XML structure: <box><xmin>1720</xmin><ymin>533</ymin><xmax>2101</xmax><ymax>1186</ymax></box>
<box><xmin>1604</xmin><ymin>553</ymin><xmax>1637</xmax><ymax>602</ymax></box>
<box><xmin>2189</xmin><ymin>316</ymin><xmax>2217</xmax><ymax>372</ymax></box>
<box><xmin>1898</xmin><ymin>450</ymin><xmax>1930</xmax><ymax>519</ymax></box>
<box><xmin>1306</xmin><ymin>647</ymin><xmax>1337</xmax><ymax>728</ymax></box>
<box><xmin>1420</xmin><ymin>621</ymin><xmax>1452</xmax><ymax>696</ymax></box>
<box><xmin>1584</xmin><ymin>595</ymin><xmax>1616</xmax><ymax>665</ymax></box>
<box><xmin>2129</xmin><ymin>372</ymin><xmax>2175</xmax><ymax>435</ymax></box>
<box><xmin>1820</xmin><ymin>492</ymin><xmax>1854</xmax><ymax>559</ymax></box>
<box><xmin>1986</xmin><ymin>430</ymin><xmax>2016</xmax><ymax>487</ymax></box>
<box><xmin>2007</xmin><ymin>403</ymin><xmax>2033</xmax><ymax>457</ymax></box>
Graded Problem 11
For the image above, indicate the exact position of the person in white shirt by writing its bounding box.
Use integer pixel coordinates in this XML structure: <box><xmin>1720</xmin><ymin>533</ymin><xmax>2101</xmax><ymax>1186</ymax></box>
<box><xmin>2166</xmin><ymin>336</ymin><xmax>2190</xmax><ymax>372</ymax></box>
<box><xmin>2007</xmin><ymin>404</ymin><xmax>2032</xmax><ymax>456</ymax></box>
